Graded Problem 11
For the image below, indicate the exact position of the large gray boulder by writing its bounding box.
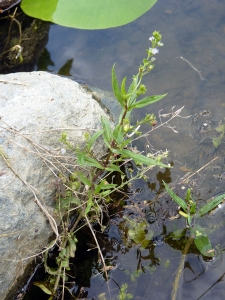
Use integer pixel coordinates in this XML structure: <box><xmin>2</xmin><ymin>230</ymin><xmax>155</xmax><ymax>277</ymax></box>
<box><xmin>0</xmin><ymin>71</ymin><xmax>111</xmax><ymax>299</ymax></box>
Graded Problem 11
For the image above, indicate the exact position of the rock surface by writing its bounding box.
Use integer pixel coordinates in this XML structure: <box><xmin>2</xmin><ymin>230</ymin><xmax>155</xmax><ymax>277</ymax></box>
<box><xmin>0</xmin><ymin>71</ymin><xmax>111</xmax><ymax>300</ymax></box>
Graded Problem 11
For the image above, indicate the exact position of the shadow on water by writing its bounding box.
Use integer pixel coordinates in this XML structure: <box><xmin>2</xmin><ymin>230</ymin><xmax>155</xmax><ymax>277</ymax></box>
<box><xmin>3</xmin><ymin>0</ymin><xmax>225</xmax><ymax>299</ymax></box>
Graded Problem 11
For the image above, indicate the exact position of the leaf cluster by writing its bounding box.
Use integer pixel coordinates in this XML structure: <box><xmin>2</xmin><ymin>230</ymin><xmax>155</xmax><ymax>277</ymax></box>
<box><xmin>163</xmin><ymin>181</ymin><xmax>225</xmax><ymax>257</ymax></box>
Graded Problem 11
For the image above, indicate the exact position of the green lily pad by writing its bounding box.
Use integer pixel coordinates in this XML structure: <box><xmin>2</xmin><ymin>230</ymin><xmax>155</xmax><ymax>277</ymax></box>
<box><xmin>21</xmin><ymin>0</ymin><xmax>158</xmax><ymax>29</ymax></box>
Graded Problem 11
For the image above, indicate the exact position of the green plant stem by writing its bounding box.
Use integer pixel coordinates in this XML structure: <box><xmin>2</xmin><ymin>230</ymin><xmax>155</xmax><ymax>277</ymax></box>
<box><xmin>171</xmin><ymin>237</ymin><xmax>194</xmax><ymax>300</ymax></box>
<box><xmin>53</xmin><ymin>261</ymin><xmax>63</xmax><ymax>293</ymax></box>
<box><xmin>70</xmin><ymin>206</ymin><xmax>85</xmax><ymax>233</ymax></box>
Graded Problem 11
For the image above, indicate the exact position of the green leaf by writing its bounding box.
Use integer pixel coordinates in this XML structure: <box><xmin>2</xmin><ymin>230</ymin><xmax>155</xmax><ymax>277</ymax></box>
<box><xmin>185</xmin><ymin>188</ymin><xmax>192</xmax><ymax>202</ymax></box>
<box><xmin>119</xmin><ymin>149</ymin><xmax>169</xmax><ymax>168</ymax></box>
<box><xmin>101</xmin><ymin>116</ymin><xmax>113</xmax><ymax>145</ymax></box>
<box><xmin>194</xmin><ymin>235</ymin><xmax>214</xmax><ymax>257</ymax></box>
<box><xmin>127</xmin><ymin>74</ymin><xmax>141</xmax><ymax>107</ymax></box>
<box><xmin>163</xmin><ymin>181</ymin><xmax>188</xmax><ymax>212</ymax></box>
<box><xmin>198</xmin><ymin>194</ymin><xmax>225</xmax><ymax>217</ymax></box>
<box><xmin>56</xmin><ymin>197</ymin><xmax>81</xmax><ymax>210</ymax></box>
<box><xmin>112</xmin><ymin>65</ymin><xmax>124</xmax><ymax>107</ymax></box>
<box><xmin>86</xmin><ymin>130</ymin><xmax>103</xmax><ymax>151</ymax></box>
<box><xmin>105</xmin><ymin>164</ymin><xmax>123</xmax><ymax>173</ymax></box>
<box><xmin>99</xmin><ymin>190</ymin><xmax>113</xmax><ymax>197</ymax></box>
<box><xmin>187</xmin><ymin>214</ymin><xmax>192</xmax><ymax>227</ymax></box>
<box><xmin>113</xmin><ymin>124</ymin><xmax>124</xmax><ymax>144</ymax></box>
<box><xmin>77</xmin><ymin>152</ymin><xmax>85</xmax><ymax>166</ymax></box>
<box><xmin>33</xmin><ymin>282</ymin><xmax>52</xmax><ymax>295</ymax></box>
<box><xmin>21</xmin><ymin>0</ymin><xmax>158</xmax><ymax>29</ymax></box>
<box><xmin>77</xmin><ymin>171</ymin><xmax>91</xmax><ymax>186</ymax></box>
<box><xmin>129</xmin><ymin>94</ymin><xmax>167</xmax><ymax>109</ymax></box>
<box><xmin>83</xmin><ymin>155</ymin><xmax>104</xmax><ymax>169</ymax></box>
<box><xmin>94</xmin><ymin>180</ymin><xmax>117</xmax><ymax>194</ymax></box>
<box><xmin>121</xmin><ymin>77</ymin><xmax>127</xmax><ymax>98</ymax></box>
<box><xmin>128</xmin><ymin>75</ymin><xmax>138</xmax><ymax>94</ymax></box>
<box><xmin>190</xmin><ymin>202</ymin><xmax>196</xmax><ymax>214</ymax></box>
<box><xmin>85</xmin><ymin>195</ymin><xmax>93</xmax><ymax>215</ymax></box>
<box><xmin>70</xmin><ymin>197</ymin><xmax>81</xmax><ymax>205</ymax></box>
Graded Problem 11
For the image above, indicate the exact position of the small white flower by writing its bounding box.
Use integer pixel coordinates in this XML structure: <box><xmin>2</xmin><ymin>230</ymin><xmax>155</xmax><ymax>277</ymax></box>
<box><xmin>60</xmin><ymin>148</ymin><xmax>66</xmax><ymax>154</ymax></box>
<box><xmin>152</xmin><ymin>48</ymin><xmax>159</xmax><ymax>54</ymax></box>
<box><xmin>157</xmin><ymin>42</ymin><xmax>164</xmax><ymax>46</ymax></box>
<box><xmin>149</xmin><ymin>36</ymin><xmax>155</xmax><ymax>41</ymax></box>
<box><xmin>151</xmin><ymin>57</ymin><xmax>156</xmax><ymax>61</ymax></box>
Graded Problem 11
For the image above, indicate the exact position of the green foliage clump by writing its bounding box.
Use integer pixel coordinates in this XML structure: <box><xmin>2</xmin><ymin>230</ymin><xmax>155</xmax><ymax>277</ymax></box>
<box><xmin>163</xmin><ymin>181</ymin><xmax>225</xmax><ymax>257</ymax></box>
<box><xmin>34</xmin><ymin>31</ymin><xmax>169</xmax><ymax>298</ymax></box>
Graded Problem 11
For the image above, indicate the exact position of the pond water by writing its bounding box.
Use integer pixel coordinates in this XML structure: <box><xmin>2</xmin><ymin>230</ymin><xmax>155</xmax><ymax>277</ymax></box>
<box><xmin>16</xmin><ymin>0</ymin><xmax>225</xmax><ymax>299</ymax></box>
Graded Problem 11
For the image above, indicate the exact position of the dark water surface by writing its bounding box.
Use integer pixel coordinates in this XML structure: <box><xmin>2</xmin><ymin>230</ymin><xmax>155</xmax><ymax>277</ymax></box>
<box><xmin>31</xmin><ymin>0</ymin><xmax>225</xmax><ymax>299</ymax></box>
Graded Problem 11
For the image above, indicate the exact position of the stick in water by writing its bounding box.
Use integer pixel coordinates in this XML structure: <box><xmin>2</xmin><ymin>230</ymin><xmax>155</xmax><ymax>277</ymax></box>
<box><xmin>179</xmin><ymin>56</ymin><xmax>207</xmax><ymax>81</ymax></box>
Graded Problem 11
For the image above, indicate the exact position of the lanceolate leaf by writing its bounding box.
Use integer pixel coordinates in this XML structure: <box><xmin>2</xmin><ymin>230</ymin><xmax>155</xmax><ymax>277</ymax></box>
<box><xmin>21</xmin><ymin>0</ymin><xmax>158</xmax><ymax>30</ymax></box>
<box><xmin>112</xmin><ymin>65</ymin><xmax>124</xmax><ymax>107</ymax></box>
<box><xmin>198</xmin><ymin>194</ymin><xmax>225</xmax><ymax>216</ymax></box>
<box><xmin>129</xmin><ymin>94</ymin><xmax>167</xmax><ymax>109</ymax></box>
<box><xmin>121</xmin><ymin>77</ymin><xmax>127</xmax><ymax>98</ymax></box>
<box><xmin>163</xmin><ymin>181</ymin><xmax>188</xmax><ymax>212</ymax></box>
<box><xmin>101</xmin><ymin>116</ymin><xmax>113</xmax><ymax>144</ymax></box>
<box><xmin>113</xmin><ymin>124</ymin><xmax>124</xmax><ymax>144</ymax></box>
<box><xmin>105</xmin><ymin>164</ymin><xmax>123</xmax><ymax>173</ymax></box>
<box><xmin>83</xmin><ymin>155</ymin><xmax>104</xmax><ymax>169</ymax></box>
<box><xmin>86</xmin><ymin>130</ymin><xmax>103</xmax><ymax>150</ymax></box>
<box><xmin>77</xmin><ymin>171</ymin><xmax>91</xmax><ymax>186</ymax></box>
<box><xmin>119</xmin><ymin>149</ymin><xmax>169</xmax><ymax>168</ymax></box>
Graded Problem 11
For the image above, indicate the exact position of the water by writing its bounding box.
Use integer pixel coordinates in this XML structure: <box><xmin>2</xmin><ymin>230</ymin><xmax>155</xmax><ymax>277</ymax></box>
<box><xmin>21</xmin><ymin>0</ymin><xmax>225</xmax><ymax>299</ymax></box>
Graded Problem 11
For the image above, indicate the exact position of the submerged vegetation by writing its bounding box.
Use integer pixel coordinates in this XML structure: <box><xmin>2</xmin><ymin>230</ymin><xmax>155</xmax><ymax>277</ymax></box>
<box><xmin>163</xmin><ymin>182</ymin><xmax>225</xmax><ymax>300</ymax></box>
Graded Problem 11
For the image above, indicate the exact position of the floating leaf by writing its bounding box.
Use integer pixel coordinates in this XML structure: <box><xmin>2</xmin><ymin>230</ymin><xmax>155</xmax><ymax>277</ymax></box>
<box><xmin>21</xmin><ymin>0</ymin><xmax>158</xmax><ymax>29</ymax></box>
<box><xmin>194</xmin><ymin>235</ymin><xmax>214</xmax><ymax>257</ymax></box>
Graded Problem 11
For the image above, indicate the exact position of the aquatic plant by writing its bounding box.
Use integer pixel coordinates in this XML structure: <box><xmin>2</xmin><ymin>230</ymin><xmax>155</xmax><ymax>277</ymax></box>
<box><xmin>20</xmin><ymin>0</ymin><xmax>158</xmax><ymax>29</ymax></box>
<box><xmin>163</xmin><ymin>182</ymin><xmax>225</xmax><ymax>300</ymax></box>
<box><xmin>117</xmin><ymin>283</ymin><xmax>133</xmax><ymax>300</ymax></box>
<box><xmin>32</xmin><ymin>31</ymin><xmax>169</xmax><ymax>299</ymax></box>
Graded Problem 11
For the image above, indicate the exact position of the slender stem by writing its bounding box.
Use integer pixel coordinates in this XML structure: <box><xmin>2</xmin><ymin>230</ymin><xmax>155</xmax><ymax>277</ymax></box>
<box><xmin>171</xmin><ymin>237</ymin><xmax>194</xmax><ymax>300</ymax></box>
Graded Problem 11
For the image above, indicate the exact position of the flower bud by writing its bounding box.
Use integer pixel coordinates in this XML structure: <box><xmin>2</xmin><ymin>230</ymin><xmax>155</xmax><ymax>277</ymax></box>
<box><xmin>123</xmin><ymin>123</ymin><xmax>130</xmax><ymax>132</ymax></box>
